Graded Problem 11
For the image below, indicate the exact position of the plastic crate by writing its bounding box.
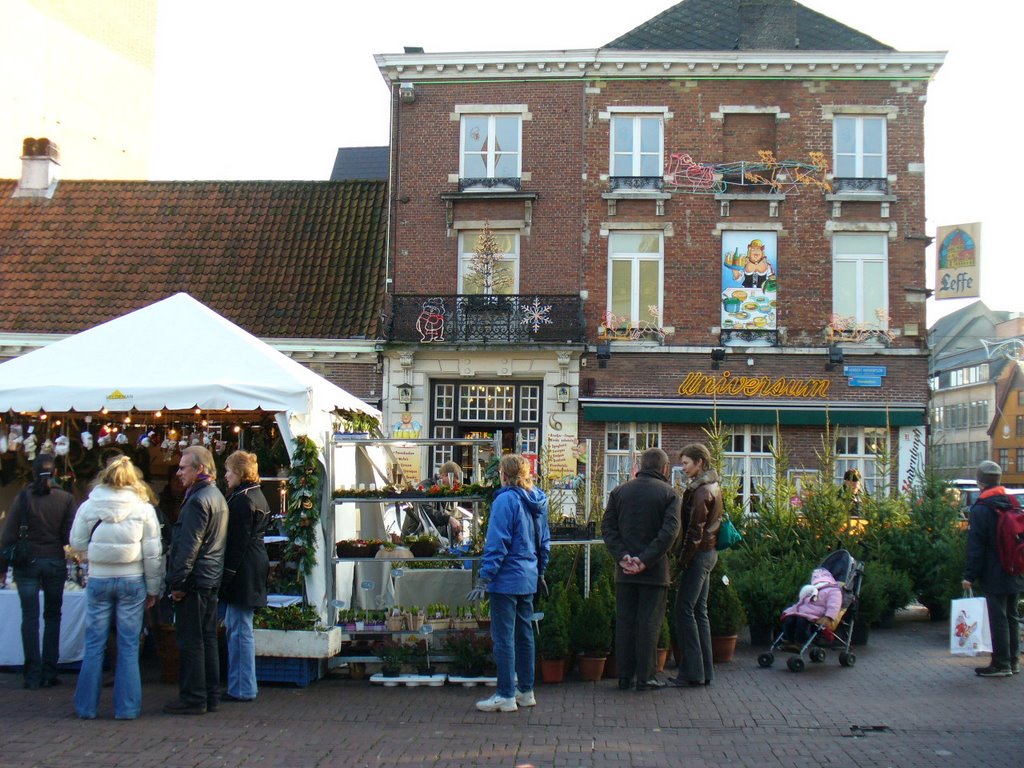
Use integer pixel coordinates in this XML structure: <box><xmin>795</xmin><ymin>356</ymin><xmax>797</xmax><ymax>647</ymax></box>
<box><xmin>255</xmin><ymin>656</ymin><xmax>323</xmax><ymax>687</ymax></box>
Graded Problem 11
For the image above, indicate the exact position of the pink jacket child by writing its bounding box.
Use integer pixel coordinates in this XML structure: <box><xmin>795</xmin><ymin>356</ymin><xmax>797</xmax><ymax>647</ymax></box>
<box><xmin>781</xmin><ymin>568</ymin><xmax>844</xmax><ymax>641</ymax></box>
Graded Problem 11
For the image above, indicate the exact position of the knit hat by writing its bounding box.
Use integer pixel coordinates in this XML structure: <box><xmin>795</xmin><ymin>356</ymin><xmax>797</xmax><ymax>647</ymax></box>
<box><xmin>976</xmin><ymin>460</ymin><xmax>1002</xmax><ymax>488</ymax></box>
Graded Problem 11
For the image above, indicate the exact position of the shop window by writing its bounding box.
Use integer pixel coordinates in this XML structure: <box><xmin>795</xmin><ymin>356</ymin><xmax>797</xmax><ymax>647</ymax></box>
<box><xmin>832</xmin><ymin>233</ymin><xmax>888</xmax><ymax>327</ymax></box>
<box><xmin>722</xmin><ymin>425</ymin><xmax>776</xmax><ymax>511</ymax></box>
<box><xmin>835</xmin><ymin>427</ymin><xmax>889</xmax><ymax>494</ymax></box>
<box><xmin>604</xmin><ymin>422</ymin><xmax>660</xmax><ymax>500</ymax></box>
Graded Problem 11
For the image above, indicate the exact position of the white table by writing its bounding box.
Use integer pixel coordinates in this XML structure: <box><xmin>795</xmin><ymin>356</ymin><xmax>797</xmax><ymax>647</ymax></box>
<box><xmin>0</xmin><ymin>588</ymin><xmax>87</xmax><ymax>665</ymax></box>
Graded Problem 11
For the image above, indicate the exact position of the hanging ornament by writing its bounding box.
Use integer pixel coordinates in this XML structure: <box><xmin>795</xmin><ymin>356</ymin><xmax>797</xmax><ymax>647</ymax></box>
<box><xmin>81</xmin><ymin>431</ymin><xmax>94</xmax><ymax>450</ymax></box>
<box><xmin>23</xmin><ymin>432</ymin><xmax>38</xmax><ymax>460</ymax></box>
<box><xmin>54</xmin><ymin>435</ymin><xmax>70</xmax><ymax>456</ymax></box>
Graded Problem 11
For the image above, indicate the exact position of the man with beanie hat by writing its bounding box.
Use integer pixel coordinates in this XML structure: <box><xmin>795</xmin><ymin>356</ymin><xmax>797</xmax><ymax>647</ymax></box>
<box><xmin>961</xmin><ymin>459</ymin><xmax>1024</xmax><ymax>676</ymax></box>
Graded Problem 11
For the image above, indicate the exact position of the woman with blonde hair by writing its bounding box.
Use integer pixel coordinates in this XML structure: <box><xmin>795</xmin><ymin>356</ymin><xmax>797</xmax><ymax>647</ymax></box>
<box><xmin>70</xmin><ymin>455</ymin><xmax>164</xmax><ymax>719</ymax></box>
<box><xmin>220</xmin><ymin>450</ymin><xmax>271</xmax><ymax>702</ymax></box>
<box><xmin>468</xmin><ymin>454</ymin><xmax>550</xmax><ymax>713</ymax></box>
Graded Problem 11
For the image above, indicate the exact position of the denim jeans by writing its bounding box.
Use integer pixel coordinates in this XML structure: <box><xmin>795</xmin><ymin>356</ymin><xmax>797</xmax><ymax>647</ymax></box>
<box><xmin>489</xmin><ymin>592</ymin><xmax>535</xmax><ymax>699</ymax></box>
<box><xmin>674</xmin><ymin>548</ymin><xmax>717</xmax><ymax>684</ymax></box>
<box><xmin>174</xmin><ymin>588</ymin><xmax>220</xmax><ymax>708</ymax></box>
<box><xmin>224</xmin><ymin>603</ymin><xmax>258</xmax><ymax>699</ymax></box>
<box><xmin>74</xmin><ymin>575</ymin><xmax>147</xmax><ymax>719</ymax></box>
<box><xmin>15</xmin><ymin>557</ymin><xmax>66</xmax><ymax>687</ymax></box>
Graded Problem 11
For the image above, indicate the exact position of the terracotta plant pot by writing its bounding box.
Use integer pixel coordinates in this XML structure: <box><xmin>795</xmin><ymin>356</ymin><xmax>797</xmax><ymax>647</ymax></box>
<box><xmin>540</xmin><ymin>657</ymin><xmax>566</xmax><ymax>684</ymax></box>
<box><xmin>711</xmin><ymin>635</ymin><xmax>737</xmax><ymax>663</ymax></box>
<box><xmin>655</xmin><ymin>647</ymin><xmax>669</xmax><ymax>673</ymax></box>
<box><xmin>577</xmin><ymin>654</ymin><xmax>607</xmax><ymax>681</ymax></box>
<box><xmin>602</xmin><ymin>654</ymin><xmax>618</xmax><ymax>679</ymax></box>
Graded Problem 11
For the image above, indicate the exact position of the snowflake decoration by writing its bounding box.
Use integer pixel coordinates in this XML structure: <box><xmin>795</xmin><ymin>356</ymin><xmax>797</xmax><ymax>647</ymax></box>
<box><xmin>520</xmin><ymin>298</ymin><xmax>553</xmax><ymax>333</ymax></box>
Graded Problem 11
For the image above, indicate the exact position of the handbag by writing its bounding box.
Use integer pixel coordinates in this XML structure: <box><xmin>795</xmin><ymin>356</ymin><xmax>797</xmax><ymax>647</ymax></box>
<box><xmin>715</xmin><ymin>517</ymin><xmax>743</xmax><ymax>551</ymax></box>
<box><xmin>950</xmin><ymin>592</ymin><xmax>992</xmax><ymax>656</ymax></box>
<box><xmin>2</xmin><ymin>491</ymin><xmax>33</xmax><ymax>568</ymax></box>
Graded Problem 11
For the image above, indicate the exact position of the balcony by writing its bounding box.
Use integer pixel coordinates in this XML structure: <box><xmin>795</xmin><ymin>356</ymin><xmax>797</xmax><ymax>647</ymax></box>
<box><xmin>388</xmin><ymin>294</ymin><xmax>585</xmax><ymax>344</ymax></box>
<box><xmin>458</xmin><ymin>177</ymin><xmax>521</xmax><ymax>192</ymax></box>
<box><xmin>831</xmin><ymin>177</ymin><xmax>889</xmax><ymax>195</ymax></box>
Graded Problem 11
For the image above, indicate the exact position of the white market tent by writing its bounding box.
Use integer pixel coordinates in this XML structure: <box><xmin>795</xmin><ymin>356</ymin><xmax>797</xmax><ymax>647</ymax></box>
<box><xmin>0</xmin><ymin>292</ymin><xmax>380</xmax><ymax>613</ymax></box>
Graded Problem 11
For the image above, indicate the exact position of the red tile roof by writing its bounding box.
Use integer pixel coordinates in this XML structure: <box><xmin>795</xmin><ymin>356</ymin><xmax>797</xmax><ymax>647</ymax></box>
<box><xmin>0</xmin><ymin>179</ymin><xmax>388</xmax><ymax>338</ymax></box>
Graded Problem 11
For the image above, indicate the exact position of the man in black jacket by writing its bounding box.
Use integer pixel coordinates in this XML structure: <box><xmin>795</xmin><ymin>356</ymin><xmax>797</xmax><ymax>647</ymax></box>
<box><xmin>962</xmin><ymin>460</ymin><xmax>1024</xmax><ymax>677</ymax></box>
<box><xmin>164</xmin><ymin>446</ymin><xmax>228</xmax><ymax>714</ymax></box>
<box><xmin>602</xmin><ymin>448</ymin><xmax>680</xmax><ymax>691</ymax></box>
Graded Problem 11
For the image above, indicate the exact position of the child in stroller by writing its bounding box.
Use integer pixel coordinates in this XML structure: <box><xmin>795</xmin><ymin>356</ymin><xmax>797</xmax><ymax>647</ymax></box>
<box><xmin>758</xmin><ymin>549</ymin><xmax>864</xmax><ymax>672</ymax></box>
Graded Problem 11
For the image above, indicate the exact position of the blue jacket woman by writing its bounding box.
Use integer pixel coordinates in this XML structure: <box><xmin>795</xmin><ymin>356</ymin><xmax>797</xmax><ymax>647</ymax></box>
<box><xmin>471</xmin><ymin>454</ymin><xmax>550</xmax><ymax>713</ymax></box>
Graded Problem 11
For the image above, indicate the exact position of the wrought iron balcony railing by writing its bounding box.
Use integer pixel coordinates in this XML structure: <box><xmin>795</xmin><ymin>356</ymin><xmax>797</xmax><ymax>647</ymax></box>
<box><xmin>388</xmin><ymin>294</ymin><xmax>585</xmax><ymax>344</ymax></box>
<box><xmin>831</xmin><ymin>177</ymin><xmax>889</xmax><ymax>194</ymax></box>
<box><xmin>609</xmin><ymin>176</ymin><xmax>664</xmax><ymax>192</ymax></box>
<box><xmin>458</xmin><ymin>177</ymin><xmax>522</xmax><ymax>192</ymax></box>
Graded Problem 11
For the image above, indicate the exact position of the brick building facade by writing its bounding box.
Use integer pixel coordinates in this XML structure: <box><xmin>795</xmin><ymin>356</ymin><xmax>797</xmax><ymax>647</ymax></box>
<box><xmin>376</xmin><ymin>0</ymin><xmax>943</xmax><ymax>505</ymax></box>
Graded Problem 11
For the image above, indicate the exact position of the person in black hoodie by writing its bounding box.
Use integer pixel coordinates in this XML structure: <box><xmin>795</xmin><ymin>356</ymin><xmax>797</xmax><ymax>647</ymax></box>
<box><xmin>219</xmin><ymin>450</ymin><xmax>271</xmax><ymax>703</ymax></box>
<box><xmin>962</xmin><ymin>460</ymin><xmax>1024</xmax><ymax>677</ymax></box>
<box><xmin>0</xmin><ymin>453</ymin><xmax>77</xmax><ymax>689</ymax></box>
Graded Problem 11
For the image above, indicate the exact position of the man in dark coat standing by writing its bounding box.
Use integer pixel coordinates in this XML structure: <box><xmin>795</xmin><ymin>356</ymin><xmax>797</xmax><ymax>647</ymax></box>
<box><xmin>962</xmin><ymin>460</ymin><xmax>1024</xmax><ymax>677</ymax></box>
<box><xmin>602</xmin><ymin>447</ymin><xmax>680</xmax><ymax>691</ymax></box>
<box><xmin>164</xmin><ymin>446</ymin><xmax>229</xmax><ymax>714</ymax></box>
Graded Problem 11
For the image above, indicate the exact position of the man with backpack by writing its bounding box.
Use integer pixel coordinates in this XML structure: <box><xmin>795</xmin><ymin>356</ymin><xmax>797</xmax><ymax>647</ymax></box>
<box><xmin>961</xmin><ymin>460</ymin><xmax>1024</xmax><ymax>677</ymax></box>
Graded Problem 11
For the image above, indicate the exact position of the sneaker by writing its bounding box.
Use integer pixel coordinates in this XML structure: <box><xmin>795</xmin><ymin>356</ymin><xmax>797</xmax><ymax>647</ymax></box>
<box><xmin>1011</xmin><ymin>661</ymin><xmax>1021</xmax><ymax>675</ymax></box>
<box><xmin>475</xmin><ymin>693</ymin><xmax>517</xmax><ymax>712</ymax></box>
<box><xmin>515</xmin><ymin>690</ymin><xmax>536</xmax><ymax>707</ymax></box>
<box><xmin>974</xmin><ymin>665</ymin><xmax>1012</xmax><ymax>677</ymax></box>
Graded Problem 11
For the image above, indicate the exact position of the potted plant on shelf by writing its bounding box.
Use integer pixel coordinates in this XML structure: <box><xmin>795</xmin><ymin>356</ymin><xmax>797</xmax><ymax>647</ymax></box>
<box><xmin>253</xmin><ymin>603</ymin><xmax>343</xmax><ymax>659</ymax></box>
<box><xmin>426</xmin><ymin>602</ymin><xmax>451</xmax><ymax>631</ymax></box>
<box><xmin>475</xmin><ymin>599</ymin><xmax>491</xmax><ymax>630</ymax></box>
<box><xmin>570</xmin><ymin>591</ymin><xmax>612</xmax><ymax>681</ymax></box>
<box><xmin>537</xmin><ymin>586</ymin><xmax>570</xmax><ymax>683</ymax></box>
<box><xmin>443</xmin><ymin>629</ymin><xmax>495</xmax><ymax>678</ymax></box>
<box><xmin>375</xmin><ymin>639</ymin><xmax>410</xmax><ymax>677</ymax></box>
<box><xmin>403</xmin><ymin>533</ymin><xmax>441</xmax><ymax>558</ymax></box>
<box><xmin>707</xmin><ymin>563</ymin><xmax>747</xmax><ymax>664</ymax></box>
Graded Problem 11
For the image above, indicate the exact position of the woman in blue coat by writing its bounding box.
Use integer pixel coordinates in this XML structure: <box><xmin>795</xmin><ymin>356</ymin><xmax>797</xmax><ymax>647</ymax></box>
<box><xmin>469</xmin><ymin>454</ymin><xmax>550</xmax><ymax>713</ymax></box>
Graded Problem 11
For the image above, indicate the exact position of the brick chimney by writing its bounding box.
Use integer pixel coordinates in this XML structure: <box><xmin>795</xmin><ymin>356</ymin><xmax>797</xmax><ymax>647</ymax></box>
<box><xmin>738</xmin><ymin>0</ymin><xmax>798</xmax><ymax>50</ymax></box>
<box><xmin>14</xmin><ymin>137</ymin><xmax>61</xmax><ymax>198</ymax></box>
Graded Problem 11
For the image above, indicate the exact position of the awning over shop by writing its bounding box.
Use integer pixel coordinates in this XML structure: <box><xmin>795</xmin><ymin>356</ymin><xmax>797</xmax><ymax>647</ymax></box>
<box><xmin>581</xmin><ymin>398</ymin><xmax>926</xmax><ymax>427</ymax></box>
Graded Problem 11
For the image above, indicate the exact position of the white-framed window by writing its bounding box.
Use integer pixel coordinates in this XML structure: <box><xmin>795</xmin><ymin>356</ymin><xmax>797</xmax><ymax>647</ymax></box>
<box><xmin>835</xmin><ymin>427</ymin><xmax>889</xmax><ymax>494</ymax></box>
<box><xmin>434</xmin><ymin>383</ymin><xmax>455</xmax><ymax>421</ymax></box>
<box><xmin>519</xmin><ymin>385</ymin><xmax>541</xmax><ymax>422</ymax></box>
<box><xmin>458</xmin><ymin>230</ymin><xmax>519</xmax><ymax>294</ymax></box>
<box><xmin>518</xmin><ymin>427</ymin><xmax>539</xmax><ymax>455</ymax></box>
<box><xmin>459</xmin><ymin>384</ymin><xmax>515</xmax><ymax>422</ymax></box>
<box><xmin>604</xmin><ymin>422</ymin><xmax>661</xmax><ymax>499</ymax></box>
<box><xmin>432</xmin><ymin>425</ymin><xmax>455</xmax><ymax>475</ymax></box>
<box><xmin>722</xmin><ymin>425</ymin><xmax>776</xmax><ymax>511</ymax></box>
<box><xmin>461</xmin><ymin>114</ymin><xmax>521</xmax><ymax>181</ymax></box>
<box><xmin>608</xmin><ymin>232</ymin><xmax>663</xmax><ymax>327</ymax></box>
<box><xmin>833</xmin><ymin>233</ymin><xmax>888</xmax><ymax>326</ymax></box>
<box><xmin>610</xmin><ymin>114</ymin><xmax>663</xmax><ymax>179</ymax></box>
<box><xmin>833</xmin><ymin>115</ymin><xmax>886</xmax><ymax>178</ymax></box>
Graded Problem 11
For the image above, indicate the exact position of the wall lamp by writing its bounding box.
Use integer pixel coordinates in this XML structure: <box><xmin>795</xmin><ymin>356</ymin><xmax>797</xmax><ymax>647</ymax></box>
<box><xmin>596</xmin><ymin>341</ymin><xmax>612</xmax><ymax>369</ymax></box>
<box><xmin>399</xmin><ymin>82</ymin><xmax>415</xmax><ymax>103</ymax></box>
<box><xmin>554</xmin><ymin>383</ymin><xmax>571</xmax><ymax>411</ymax></box>
<box><xmin>825</xmin><ymin>345</ymin><xmax>844</xmax><ymax>371</ymax></box>
<box><xmin>711</xmin><ymin>347</ymin><xmax>726</xmax><ymax>369</ymax></box>
<box><xmin>396</xmin><ymin>382</ymin><xmax>413</xmax><ymax>410</ymax></box>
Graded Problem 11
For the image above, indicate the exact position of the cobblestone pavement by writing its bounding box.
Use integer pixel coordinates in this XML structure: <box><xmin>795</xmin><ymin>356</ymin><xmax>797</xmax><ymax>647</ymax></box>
<box><xmin>1</xmin><ymin>608</ymin><xmax>1021</xmax><ymax>768</ymax></box>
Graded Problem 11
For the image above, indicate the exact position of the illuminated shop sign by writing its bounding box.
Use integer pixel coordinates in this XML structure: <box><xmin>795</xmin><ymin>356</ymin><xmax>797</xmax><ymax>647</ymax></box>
<box><xmin>678</xmin><ymin>371</ymin><xmax>831</xmax><ymax>399</ymax></box>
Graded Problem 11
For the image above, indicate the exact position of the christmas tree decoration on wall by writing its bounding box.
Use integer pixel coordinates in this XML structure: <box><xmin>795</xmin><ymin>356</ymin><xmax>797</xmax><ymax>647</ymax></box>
<box><xmin>465</xmin><ymin>222</ymin><xmax>513</xmax><ymax>294</ymax></box>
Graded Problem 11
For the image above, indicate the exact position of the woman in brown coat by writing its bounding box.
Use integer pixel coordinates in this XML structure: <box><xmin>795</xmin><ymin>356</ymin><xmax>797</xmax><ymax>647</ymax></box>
<box><xmin>670</xmin><ymin>444</ymin><xmax>723</xmax><ymax>687</ymax></box>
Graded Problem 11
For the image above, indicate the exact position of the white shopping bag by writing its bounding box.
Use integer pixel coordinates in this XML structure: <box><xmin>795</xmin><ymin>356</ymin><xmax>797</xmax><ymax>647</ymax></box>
<box><xmin>950</xmin><ymin>595</ymin><xmax>992</xmax><ymax>656</ymax></box>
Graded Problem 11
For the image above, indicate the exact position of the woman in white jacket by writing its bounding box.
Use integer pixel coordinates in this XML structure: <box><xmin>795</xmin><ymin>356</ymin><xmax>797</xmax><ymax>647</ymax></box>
<box><xmin>70</xmin><ymin>456</ymin><xmax>164</xmax><ymax>720</ymax></box>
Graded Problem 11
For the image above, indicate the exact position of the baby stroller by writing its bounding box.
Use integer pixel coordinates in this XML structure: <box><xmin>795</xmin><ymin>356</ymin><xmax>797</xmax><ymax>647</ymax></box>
<box><xmin>757</xmin><ymin>549</ymin><xmax>865</xmax><ymax>672</ymax></box>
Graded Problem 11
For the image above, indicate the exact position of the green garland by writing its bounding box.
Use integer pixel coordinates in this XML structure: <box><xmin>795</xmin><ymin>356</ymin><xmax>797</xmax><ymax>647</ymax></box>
<box><xmin>283</xmin><ymin>435</ymin><xmax>323</xmax><ymax>577</ymax></box>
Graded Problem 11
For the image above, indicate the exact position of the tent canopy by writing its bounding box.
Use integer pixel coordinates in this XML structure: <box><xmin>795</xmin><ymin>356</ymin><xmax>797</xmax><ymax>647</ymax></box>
<box><xmin>0</xmin><ymin>292</ymin><xmax>379</xmax><ymax>424</ymax></box>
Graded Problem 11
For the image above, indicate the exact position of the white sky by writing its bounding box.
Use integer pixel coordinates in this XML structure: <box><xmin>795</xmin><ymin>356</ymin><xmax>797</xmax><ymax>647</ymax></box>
<box><xmin>151</xmin><ymin>0</ymin><xmax>1016</xmax><ymax>325</ymax></box>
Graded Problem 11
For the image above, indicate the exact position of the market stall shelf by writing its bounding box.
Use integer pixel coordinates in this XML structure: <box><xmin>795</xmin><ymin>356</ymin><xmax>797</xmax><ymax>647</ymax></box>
<box><xmin>369</xmin><ymin>673</ymin><xmax>447</xmax><ymax>687</ymax></box>
<box><xmin>254</xmin><ymin>627</ymin><xmax>343</xmax><ymax>658</ymax></box>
